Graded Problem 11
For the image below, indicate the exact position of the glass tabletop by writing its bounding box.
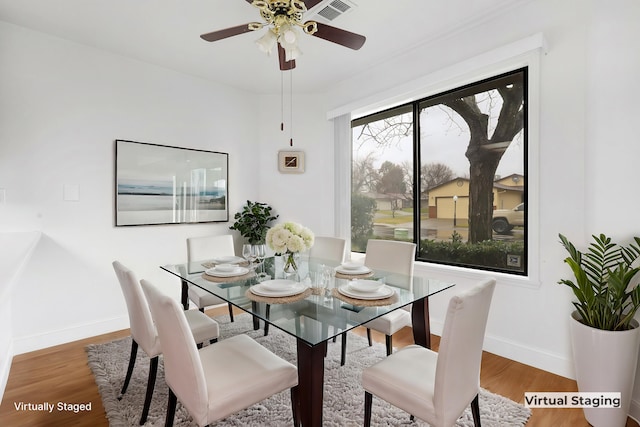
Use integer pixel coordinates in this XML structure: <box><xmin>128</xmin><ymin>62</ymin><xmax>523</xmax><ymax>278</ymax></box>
<box><xmin>162</xmin><ymin>256</ymin><xmax>454</xmax><ymax>347</ymax></box>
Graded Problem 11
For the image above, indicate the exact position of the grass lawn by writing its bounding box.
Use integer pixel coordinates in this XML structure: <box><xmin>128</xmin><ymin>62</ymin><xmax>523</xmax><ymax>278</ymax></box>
<box><xmin>374</xmin><ymin>210</ymin><xmax>428</xmax><ymax>225</ymax></box>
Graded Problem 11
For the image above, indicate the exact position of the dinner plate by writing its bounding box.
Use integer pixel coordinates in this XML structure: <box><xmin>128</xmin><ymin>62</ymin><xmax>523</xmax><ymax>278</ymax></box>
<box><xmin>204</xmin><ymin>266</ymin><xmax>249</xmax><ymax>277</ymax></box>
<box><xmin>338</xmin><ymin>284</ymin><xmax>394</xmax><ymax>300</ymax></box>
<box><xmin>340</xmin><ymin>262</ymin><xmax>363</xmax><ymax>270</ymax></box>
<box><xmin>212</xmin><ymin>256</ymin><xmax>245</xmax><ymax>264</ymax></box>
<box><xmin>335</xmin><ymin>265</ymin><xmax>372</xmax><ymax>275</ymax></box>
<box><xmin>349</xmin><ymin>279</ymin><xmax>385</xmax><ymax>293</ymax></box>
<box><xmin>214</xmin><ymin>263</ymin><xmax>236</xmax><ymax>272</ymax></box>
<box><xmin>260</xmin><ymin>279</ymin><xmax>298</xmax><ymax>292</ymax></box>
<box><xmin>250</xmin><ymin>282</ymin><xmax>308</xmax><ymax>297</ymax></box>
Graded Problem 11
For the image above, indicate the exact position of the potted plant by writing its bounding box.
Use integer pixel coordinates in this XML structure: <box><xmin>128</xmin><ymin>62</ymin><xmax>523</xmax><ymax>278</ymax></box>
<box><xmin>558</xmin><ymin>233</ymin><xmax>640</xmax><ymax>427</ymax></box>
<box><xmin>229</xmin><ymin>200</ymin><xmax>279</xmax><ymax>244</ymax></box>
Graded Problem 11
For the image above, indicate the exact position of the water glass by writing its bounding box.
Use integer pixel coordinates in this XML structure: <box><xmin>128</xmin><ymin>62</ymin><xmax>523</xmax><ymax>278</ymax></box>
<box><xmin>318</xmin><ymin>264</ymin><xmax>332</xmax><ymax>295</ymax></box>
<box><xmin>242</xmin><ymin>244</ymin><xmax>256</xmax><ymax>269</ymax></box>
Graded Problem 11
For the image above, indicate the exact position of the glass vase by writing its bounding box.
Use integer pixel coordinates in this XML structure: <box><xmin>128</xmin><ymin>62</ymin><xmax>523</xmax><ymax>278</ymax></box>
<box><xmin>282</xmin><ymin>252</ymin><xmax>300</xmax><ymax>281</ymax></box>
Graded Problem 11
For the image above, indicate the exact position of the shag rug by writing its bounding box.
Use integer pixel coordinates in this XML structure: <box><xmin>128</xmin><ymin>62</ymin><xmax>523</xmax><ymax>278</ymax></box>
<box><xmin>86</xmin><ymin>314</ymin><xmax>531</xmax><ymax>426</ymax></box>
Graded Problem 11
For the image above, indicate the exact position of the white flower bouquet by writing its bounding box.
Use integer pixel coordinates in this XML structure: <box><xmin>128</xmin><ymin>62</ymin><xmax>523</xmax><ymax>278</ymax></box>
<box><xmin>266</xmin><ymin>221</ymin><xmax>314</xmax><ymax>254</ymax></box>
<box><xmin>266</xmin><ymin>222</ymin><xmax>314</xmax><ymax>273</ymax></box>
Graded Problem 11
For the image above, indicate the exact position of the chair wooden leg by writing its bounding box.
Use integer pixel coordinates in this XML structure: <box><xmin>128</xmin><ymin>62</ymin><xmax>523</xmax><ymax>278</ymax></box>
<box><xmin>199</xmin><ymin>307</ymin><xmax>205</xmax><ymax>313</ymax></box>
<box><xmin>341</xmin><ymin>332</ymin><xmax>347</xmax><ymax>366</ymax></box>
<box><xmin>139</xmin><ymin>356</ymin><xmax>158</xmax><ymax>425</ymax></box>
<box><xmin>471</xmin><ymin>393</ymin><xmax>481</xmax><ymax>426</ymax></box>
<box><xmin>210</xmin><ymin>338</ymin><xmax>218</xmax><ymax>344</ymax></box>
<box><xmin>228</xmin><ymin>302</ymin><xmax>235</xmax><ymax>322</ymax></box>
<box><xmin>364</xmin><ymin>391</ymin><xmax>373</xmax><ymax>427</ymax></box>
<box><xmin>290</xmin><ymin>385</ymin><xmax>301</xmax><ymax>427</ymax></box>
<box><xmin>165</xmin><ymin>389</ymin><xmax>177</xmax><ymax>427</ymax></box>
<box><xmin>366</xmin><ymin>328</ymin><xmax>372</xmax><ymax>346</ymax></box>
<box><xmin>385</xmin><ymin>335</ymin><xmax>392</xmax><ymax>356</ymax></box>
<box><xmin>119</xmin><ymin>339</ymin><xmax>138</xmax><ymax>398</ymax></box>
<box><xmin>264</xmin><ymin>304</ymin><xmax>271</xmax><ymax>336</ymax></box>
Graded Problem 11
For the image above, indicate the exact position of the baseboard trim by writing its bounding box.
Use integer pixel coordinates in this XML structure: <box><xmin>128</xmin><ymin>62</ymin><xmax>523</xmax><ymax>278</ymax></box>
<box><xmin>0</xmin><ymin>340</ymin><xmax>14</xmax><ymax>404</ymax></box>
<box><xmin>430</xmin><ymin>319</ymin><xmax>574</xmax><ymax>379</ymax></box>
<box><xmin>630</xmin><ymin>399</ymin><xmax>640</xmax><ymax>424</ymax></box>
<box><xmin>12</xmin><ymin>315</ymin><xmax>129</xmax><ymax>355</ymax></box>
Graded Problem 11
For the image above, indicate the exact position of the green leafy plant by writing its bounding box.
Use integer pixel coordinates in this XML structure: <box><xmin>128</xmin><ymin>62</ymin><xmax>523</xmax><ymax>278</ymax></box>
<box><xmin>558</xmin><ymin>233</ymin><xmax>640</xmax><ymax>331</ymax></box>
<box><xmin>229</xmin><ymin>201</ymin><xmax>279</xmax><ymax>245</ymax></box>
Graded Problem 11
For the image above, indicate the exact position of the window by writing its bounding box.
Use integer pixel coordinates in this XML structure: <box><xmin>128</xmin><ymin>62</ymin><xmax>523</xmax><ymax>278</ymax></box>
<box><xmin>351</xmin><ymin>68</ymin><xmax>527</xmax><ymax>275</ymax></box>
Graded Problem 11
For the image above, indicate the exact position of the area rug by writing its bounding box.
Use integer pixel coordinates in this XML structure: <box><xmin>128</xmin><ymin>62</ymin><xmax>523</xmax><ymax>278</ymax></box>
<box><xmin>86</xmin><ymin>314</ymin><xmax>531</xmax><ymax>426</ymax></box>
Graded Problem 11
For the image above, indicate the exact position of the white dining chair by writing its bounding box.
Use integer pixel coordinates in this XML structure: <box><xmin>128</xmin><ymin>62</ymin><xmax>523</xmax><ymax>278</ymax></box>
<box><xmin>362</xmin><ymin>278</ymin><xmax>496</xmax><ymax>427</ymax></box>
<box><xmin>140</xmin><ymin>279</ymin><xmax>300</xmax><ymax>427</ymax></box>
<box><xmin>308</xmin><ymin>236</ymin><xmax>346</xmax><ymax>270</ymax></box>
<box><xmin>340</xmin><ymin>239</ymin><xmax>416</xmax><ymax>365</ymax></box>
<box><xmin>112</xmin><ymin>261</ymin><xmax>220</xmax><ymax>425</ymax></box>
<box><xmin>187</xmin><ymin>234</ymin><xmax>236</xmax><ymax>321</ymax></box>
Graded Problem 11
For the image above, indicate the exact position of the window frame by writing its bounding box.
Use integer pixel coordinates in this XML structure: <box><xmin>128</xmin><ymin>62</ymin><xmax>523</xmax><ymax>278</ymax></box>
<box><xmin>332</xmin><ymin>36</ymin><xmax>544</xmax><ymax>288</ymax></box>
<box><xmin>350</xmin><ymin>68</ymin><xmax>528</xmax><ymax>276</ymax></box>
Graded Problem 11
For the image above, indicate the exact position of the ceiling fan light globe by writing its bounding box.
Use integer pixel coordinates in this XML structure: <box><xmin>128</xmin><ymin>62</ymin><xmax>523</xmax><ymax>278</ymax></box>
<box><xmin>285</xmin><ymin>46</ymin><xmax>302</xmax><ymax>62</ymax></box>
<box><xmin>255</xmin><ymin>29</ymin><xmax>277</xmax><ymax>54</ymax></box>
<box><xmin>283</xmin><ymin>28</ymin><xmax>297</xmax><ymax>44</ymax></box>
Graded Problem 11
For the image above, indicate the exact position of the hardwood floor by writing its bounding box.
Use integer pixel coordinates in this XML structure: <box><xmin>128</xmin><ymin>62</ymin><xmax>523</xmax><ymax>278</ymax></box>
<box><xmin>1</xmin><ymin>306</ymin><xmax>638</xmax><ymax>427</ymax></box>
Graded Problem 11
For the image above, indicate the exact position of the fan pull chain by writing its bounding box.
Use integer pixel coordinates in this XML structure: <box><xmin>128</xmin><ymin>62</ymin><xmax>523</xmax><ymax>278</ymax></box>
<box><xmin>280</xmin><ymin>71</ymin><xmax>284</xmax><ymax>132</ymax></box>
<box><xmin>289</xmin><ymin>70</ymin><xmax>293</xmax><ymax>146</ymax></box>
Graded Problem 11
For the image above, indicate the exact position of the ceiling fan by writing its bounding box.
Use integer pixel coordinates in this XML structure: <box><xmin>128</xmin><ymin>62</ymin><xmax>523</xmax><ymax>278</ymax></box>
<box><xmin>200</xmin><ymin>0</ymin><xmax>366</xmax><ymax>70</ymax></box>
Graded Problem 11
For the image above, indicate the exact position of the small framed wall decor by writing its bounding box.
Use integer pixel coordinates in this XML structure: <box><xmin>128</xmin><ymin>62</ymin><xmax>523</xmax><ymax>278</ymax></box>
<box><xmin>278</xmin><ymin>150</ymin><xmax>305</xmax><ymax>174</ymax></box>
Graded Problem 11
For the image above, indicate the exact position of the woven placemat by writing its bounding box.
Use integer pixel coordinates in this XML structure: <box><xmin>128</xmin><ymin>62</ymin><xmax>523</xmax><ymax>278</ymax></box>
<box><xmin>331</xmin><ymin>287</ymin><xmax>398</xmax><ymax>307</ymax></box>
<box><xmin>202</xmin><ymin>261</ymin><xmax>249</xmax><ymax>269</ymax></box>
<box><xmin>201</xmin><ymin>271</ymin><xmax>255</xmax><ymax>283</ymax></box>
<box><xmin>334</xmin><ymin>271</ymin><xmax>374</xmax><ymax>279</ymax></box>
<box><xmin>245</xmin><ymin>287</ymin><xmax>313</xmax><ymax>304</ymax></box>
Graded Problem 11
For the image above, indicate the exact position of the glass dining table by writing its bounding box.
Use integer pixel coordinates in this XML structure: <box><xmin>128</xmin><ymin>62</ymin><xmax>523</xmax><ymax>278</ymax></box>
<box><xmin>161</xmin><ymin>256</ymin><xmax>454</xmax><ymax>427</ymax></box>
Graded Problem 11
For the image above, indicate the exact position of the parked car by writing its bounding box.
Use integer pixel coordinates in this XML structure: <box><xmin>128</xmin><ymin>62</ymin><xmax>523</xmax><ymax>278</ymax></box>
<box><xmin>492</xmin><ymin>203</ymin><xmax>524</xmax><ymax>234</ymax></box>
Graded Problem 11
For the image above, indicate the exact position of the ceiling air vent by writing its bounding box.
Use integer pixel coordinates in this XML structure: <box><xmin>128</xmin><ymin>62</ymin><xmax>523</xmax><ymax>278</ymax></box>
<box><xmin>308</xmin><ymin>0</ymin><xmax>357</xmax><ymax>22</ymax></box>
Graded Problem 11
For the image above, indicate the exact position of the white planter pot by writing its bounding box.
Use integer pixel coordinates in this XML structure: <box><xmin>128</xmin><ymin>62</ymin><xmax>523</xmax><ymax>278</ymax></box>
<box><xmin>570</xmin><ymin>311</ymin><xmax>640</xmax><ymax>427</ymax></box>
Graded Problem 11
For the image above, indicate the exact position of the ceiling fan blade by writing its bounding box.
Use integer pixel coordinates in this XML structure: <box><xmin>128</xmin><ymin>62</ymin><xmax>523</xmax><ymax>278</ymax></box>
<box><xmin>309</xmin><ymin>22</ymin><xmax>366</xmax><ymax>50</ymax></box>
<box><xmin>200</xmin><ymin>23</ymin><xmax>259</xmax><ymax>42</ymax></box>
<box><xmin>303</xmin><ymin>0</ymin><xmax>323</xmax><ymax>8</ymax></box>
<box><xmin>278</xmin><ymin>44</ymin><xmax>296</xmax><ymax>70</ymax></box>
<box><xmin>245</xmin><ymin>0</ymin><xmax>322</xmax><ymax>8</ymax></box>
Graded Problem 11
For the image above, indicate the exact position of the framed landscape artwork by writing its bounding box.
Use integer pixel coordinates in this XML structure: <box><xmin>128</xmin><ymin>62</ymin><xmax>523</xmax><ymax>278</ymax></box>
<box><xmin>115</xmin><ymin>140</ymin><xmax>229</xmax><ymax>226</ymax></box>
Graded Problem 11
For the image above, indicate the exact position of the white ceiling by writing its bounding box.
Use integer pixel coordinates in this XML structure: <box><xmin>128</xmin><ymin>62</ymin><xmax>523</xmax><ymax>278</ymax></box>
<box><xmin>0</xmin><ymin>0</ymin><xmax>522</xmax><ymax>94</ymax></box>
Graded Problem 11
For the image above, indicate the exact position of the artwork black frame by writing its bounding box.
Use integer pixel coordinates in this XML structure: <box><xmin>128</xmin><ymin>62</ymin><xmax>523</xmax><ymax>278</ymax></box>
<box><xmin>115</xmin><ymin>139</ymin><xmax>229</xmax><ymax>226</ymax></box>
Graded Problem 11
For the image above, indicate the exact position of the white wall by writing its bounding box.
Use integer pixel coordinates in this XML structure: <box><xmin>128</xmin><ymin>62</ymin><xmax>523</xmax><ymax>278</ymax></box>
<box><xmin>256</xmin><ymin>92</ymin><xmax>334</xmax><ymax>236</ymax></box>
<box><xmin>0</xmin><ymin>21</ymin><xmax>261</xmax><ymax>355</ymax></box>
<box><xmin>0</xmin><ymin>232</ymin><xmax>41</xmax><ymax>401</ymax></box>
<box><xmin>585</xmin><ymin>0</ymin><xmax>640</xmax><ymax>417</ymax></box>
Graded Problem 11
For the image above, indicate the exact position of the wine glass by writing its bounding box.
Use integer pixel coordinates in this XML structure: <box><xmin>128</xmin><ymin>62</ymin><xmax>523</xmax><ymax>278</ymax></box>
<box><xmin>242</xmin><ymin>244</ymin><xmax>256</xmax><ymax>270</ymax></box>
<box><xmin>255</xmin><ymin>244</ymin><xmax>268</xmax><ymax>280</ymax></box>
